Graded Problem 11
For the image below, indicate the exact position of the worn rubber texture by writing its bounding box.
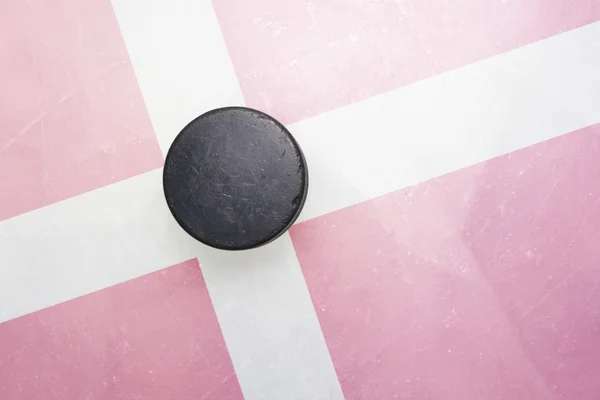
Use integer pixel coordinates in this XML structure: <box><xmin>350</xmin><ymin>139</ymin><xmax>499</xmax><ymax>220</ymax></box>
<box><xmin>163</xmin><ymin>107</ymin><xmax>308</xmax><ymax>251</ymax></box>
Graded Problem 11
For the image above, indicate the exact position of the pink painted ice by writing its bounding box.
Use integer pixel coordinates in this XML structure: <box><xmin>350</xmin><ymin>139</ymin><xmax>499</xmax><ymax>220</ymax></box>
<box><xmin>0</xmin><ymin>0</ymin><xmax>163</xmax><ymax>222</ymax></box>
<box><xmin>290</xmin><ymin>123</ymin><xmax>600</xmax><ymax>399</ymax></box>
<box><xmin>214</xmin><ymin>0</ymin><xmax>600</xmax><ymax>124</ymax></box>
<box><xmin>0</xmin><ymin>259</ymin><xmax>243</xmax><ymax>400</ymax></box>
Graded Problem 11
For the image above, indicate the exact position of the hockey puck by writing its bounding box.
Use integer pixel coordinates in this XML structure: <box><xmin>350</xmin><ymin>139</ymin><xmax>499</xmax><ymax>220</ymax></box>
<box><xmin>163</xmin><ymin>107</ymin><xmax>308</xmax><ymax>250</ymax></box>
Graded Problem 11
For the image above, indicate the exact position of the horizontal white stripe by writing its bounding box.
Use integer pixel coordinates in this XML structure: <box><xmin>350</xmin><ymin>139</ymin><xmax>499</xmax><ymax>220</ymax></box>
<box><xmin>0</xmin><ymin>168</ymin><xmax>203</xmax><ymax>323</ymax></box>
<box><xmin>292</xmin><ymin>21</ymin><xmax>600</xmax><ymax>222</ymax></box>
<box><xmin>111</xmin><ymin>0</ymin><xmax>244</xmax><ymax>155</ymax></box>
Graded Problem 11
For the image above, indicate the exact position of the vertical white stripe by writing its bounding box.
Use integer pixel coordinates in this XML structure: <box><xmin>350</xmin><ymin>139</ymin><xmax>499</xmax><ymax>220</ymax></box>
<box><xmin>111</xmin><ymin>0</ymin><xmax>245</xmax><ymax>155</ymax></box>
<box><xmin>198</xmin><ymin>236</ymin><xmax>344</xmax><ymax>400</ymax></box>
<box><xmin>111</xmin><ymin>1</ymin><xmax>345</xmax><ymax>398</ymax></box>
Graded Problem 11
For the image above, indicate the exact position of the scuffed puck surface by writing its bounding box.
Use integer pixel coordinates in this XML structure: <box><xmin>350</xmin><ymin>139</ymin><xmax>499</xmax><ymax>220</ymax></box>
<box><xmin>163</xmin><ymin>107</ymin><xmax>308</xmax><ymax>250</ymax></box>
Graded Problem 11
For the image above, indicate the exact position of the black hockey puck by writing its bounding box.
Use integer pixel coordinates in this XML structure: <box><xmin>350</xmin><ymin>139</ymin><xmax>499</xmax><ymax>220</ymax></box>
<box><xmin>163</xmin><ymin>107</ymin><xmax>308</xmax><ymax>250</ymax></box>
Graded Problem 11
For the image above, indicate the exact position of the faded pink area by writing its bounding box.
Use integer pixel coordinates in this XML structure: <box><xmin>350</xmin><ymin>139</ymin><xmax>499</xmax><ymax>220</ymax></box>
<box><xmin>0</xmin><ymin>0</ymin><xmax>163</xmax><ymax>221</ymax></box>
<box><xmin>0</xmin><ymin>259</ymin><xmax>243</xmax><ymax>400</ymax></box>
<box><xmin>214</xmin><ymin>0</ymin><xmax>600</xmax><ymax>124</ymax></box>
<box><xmin>290</xmin><ymin>124</ymin><xmax>600</xmax><ymax>399</ymax></box>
